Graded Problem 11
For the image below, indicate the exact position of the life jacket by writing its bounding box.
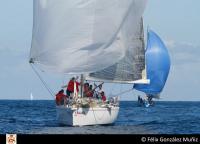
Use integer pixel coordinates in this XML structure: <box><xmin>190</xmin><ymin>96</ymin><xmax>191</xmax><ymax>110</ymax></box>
<box><xmin>67</xmin><ymin>80</ymin><xmax>74</xmax><ymax>92</ymax></box>
<box><xmin>56</xmin><ymin>93</ymin><xmax>65</xmax><ymax>102</ymax></box>
<box><xmin>67</xmin><ymin>80</ymin><xmax>80</xmax><ymax>92</ymax></box>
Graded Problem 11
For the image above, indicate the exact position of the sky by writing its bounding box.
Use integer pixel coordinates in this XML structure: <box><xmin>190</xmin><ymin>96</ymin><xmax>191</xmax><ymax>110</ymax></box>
<box><xmin>0</xmin><ymin>0</ymin><xmax>200</xmax><ymax>101</ymax></box>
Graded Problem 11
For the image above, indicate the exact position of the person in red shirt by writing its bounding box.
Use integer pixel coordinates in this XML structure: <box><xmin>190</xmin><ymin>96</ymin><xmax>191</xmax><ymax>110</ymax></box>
<box><xmin>101</xmin><ymin>91</ymin><xmax>106</xmax><ymax>102</ymax></box>
<box><xmin>55</xmin><ymin>89</ymin><xmax>67</xmax><ymax>106</ymax></box>
<box><xmin>83</xmin><ymin>83</ymin><xmax>93</xmax><ymax>98</ymax></box>
<box><xmin>62</xmin><ymin>76</ymin><xmax>80</xmax><ymax>98</ymax></box>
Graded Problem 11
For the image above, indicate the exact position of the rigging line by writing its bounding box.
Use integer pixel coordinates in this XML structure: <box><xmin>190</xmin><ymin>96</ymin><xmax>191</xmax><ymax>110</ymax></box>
<box><xmin>30</xmin><ymin>64</ymin><xmax>55</xmax><ymax>99</ymax></box>
<box><xmin>112</xmin><ymin>88</ymin><xmax>133</xmax><ymax>97</ymax></box>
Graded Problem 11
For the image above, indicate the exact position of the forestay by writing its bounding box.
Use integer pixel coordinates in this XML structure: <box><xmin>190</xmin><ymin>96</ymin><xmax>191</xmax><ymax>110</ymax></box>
<box><xmin>30</xmin><ymin>0</ymin><xmax>147</xmax><ymax>77</ymax></box>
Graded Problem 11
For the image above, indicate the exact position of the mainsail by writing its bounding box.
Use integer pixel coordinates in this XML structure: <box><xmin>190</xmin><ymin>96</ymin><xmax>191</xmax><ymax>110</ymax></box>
<box><xmin>86</xmin><ymin>18</ymin><xmax>145</xmax><ymax>83</ymax></box>
<box><xmin>30</xmin><ymin>0</ymin><xmax>147</xmax><ymax>81</ymax></box>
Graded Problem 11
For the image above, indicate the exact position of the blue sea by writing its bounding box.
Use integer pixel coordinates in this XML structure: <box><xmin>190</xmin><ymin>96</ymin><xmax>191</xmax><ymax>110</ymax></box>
<box><xmin>0</xmin><ymin>100</ymin><xmax>200</xmax><ymax>134</ymax></box>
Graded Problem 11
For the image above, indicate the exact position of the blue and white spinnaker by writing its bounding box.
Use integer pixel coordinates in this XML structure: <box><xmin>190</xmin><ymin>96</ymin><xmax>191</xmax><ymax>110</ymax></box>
<box><xmin>134</xmin><ymin>30</ymin><xmax>171</xmax><ymax>97</ymax></box>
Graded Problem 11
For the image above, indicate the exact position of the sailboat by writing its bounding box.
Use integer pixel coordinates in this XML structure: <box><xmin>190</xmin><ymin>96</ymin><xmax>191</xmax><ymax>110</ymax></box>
<box><xmin>29</xmin><ymin>0</ymin><xmax>169</xmax><ymax>126</ymax></box>
<box><xmin>135</xmin><ymin>30</ymin><xmax>171</xmax><ymax>107</ymax></box>
<box><xmin>30</xmin><ymin>92</ymin><xmax>33</xmax><ymax>101</ymax></box>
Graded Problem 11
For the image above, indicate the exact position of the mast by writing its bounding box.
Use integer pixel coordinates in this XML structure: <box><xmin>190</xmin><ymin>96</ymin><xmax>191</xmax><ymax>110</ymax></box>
<box><xmin>80</xmin><ymin>74</ymin><xmax>85</xmax><ymax>98</ymax></box>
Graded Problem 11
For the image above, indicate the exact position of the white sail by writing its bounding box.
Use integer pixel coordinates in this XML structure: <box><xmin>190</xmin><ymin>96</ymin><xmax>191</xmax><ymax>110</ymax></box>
<box><xmin>30</xmin><ymin>0</ymin><xmax>147</xmax><ymax>74</ymax></box>
<box><xmin>86</xmin><ymin>18</ymin><xmax>146</xmax><ymax>83</ymax></box>
<box><xmin>30</xmin><ymin>93</ymin><xmax>33</xmax><ymax>100</ymax></box>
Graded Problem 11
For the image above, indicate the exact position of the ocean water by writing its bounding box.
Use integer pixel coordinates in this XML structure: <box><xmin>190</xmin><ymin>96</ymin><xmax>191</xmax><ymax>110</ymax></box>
<box><xmin>0</xmin><ymin>100</ymin><xmax>200</xmax><ymax>134</ymax></box>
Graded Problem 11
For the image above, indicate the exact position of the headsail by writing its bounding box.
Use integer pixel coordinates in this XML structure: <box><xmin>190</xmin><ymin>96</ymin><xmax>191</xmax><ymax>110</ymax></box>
<box><xmin>134</xmin><ymin>30</ymin><xmax>171</xmax><ymax>95</ymax></box>
<box><xmin>86</xmin><ymin>18</ymin><xmax>146</xmax><ymax>83</ymax></box>
<box><xmin>30</xmin><ymin>0</ymin><xmax>147</xmax><ymax>75</ymax></box>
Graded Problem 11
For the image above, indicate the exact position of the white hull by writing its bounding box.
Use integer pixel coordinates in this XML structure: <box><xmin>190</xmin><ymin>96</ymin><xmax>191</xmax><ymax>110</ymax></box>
<box><xmin>56</xmin><ymin>106</ymin><xmax>119</xmax><ymax>126</ymax></box>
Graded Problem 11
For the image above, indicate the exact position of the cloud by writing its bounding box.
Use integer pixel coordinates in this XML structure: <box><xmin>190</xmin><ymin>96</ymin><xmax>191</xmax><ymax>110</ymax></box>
<box><xmin>165</xmin><ymin>40</ymin><xmax>198</xmax><ymax>49</ymax></box>
<box><xmin>158</xmin><ymin>40</ymin><xmax>200</xmax><ymax>101</ymax></box>
<box><xmin>164</xmin><ymin>40</ymin><xmax>200</xmax><ymax>65</ymax></box>
<box><xmin>165</xmin><ymin>40</ymin><xmax>176</xmax><ymax>48</ymax></box>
